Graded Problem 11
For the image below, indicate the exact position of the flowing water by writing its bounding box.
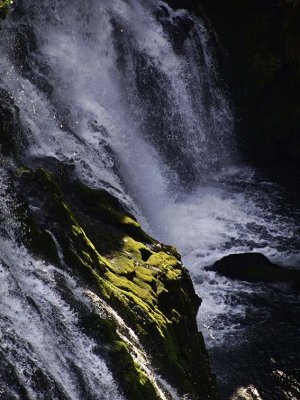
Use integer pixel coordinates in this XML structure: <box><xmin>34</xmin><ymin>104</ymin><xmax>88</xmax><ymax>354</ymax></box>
<box><xmin>154</xmin><ymin>167</ymin><xmax>300</xmax><ymax>399</ymax></box>
<box><xmin>0</xmin><ymin>164</ymin><xmax>124</xmax><ymax>399</ymax></box>
<box><xmin>0</xmin><ymin>0</ymin><xmax>299</xmax><ymax>399</ymax></box>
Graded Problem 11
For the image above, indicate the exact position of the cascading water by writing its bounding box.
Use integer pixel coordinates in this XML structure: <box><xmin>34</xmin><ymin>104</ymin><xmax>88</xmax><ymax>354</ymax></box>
<box><xmin>0</xmin><ymin>0</ymin><xmax>234</xmax><ymax>213</ymax></box>
<box><xmin>0</xmin><ymin>0</ymin><xmax>299</xmax><ymax>399</ymax></box>
<box><xmin>0</xmin><ymin>241</ymin><xmax>125</xmax><ymax>400</ymax></box>
<box><xmin>0</xmin><ymin>163</ymin><xmax>124</xmax><ymax>399</ymax></box>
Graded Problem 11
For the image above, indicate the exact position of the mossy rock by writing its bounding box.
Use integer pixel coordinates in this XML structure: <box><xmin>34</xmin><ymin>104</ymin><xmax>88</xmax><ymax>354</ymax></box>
<box><xmin>0</xmin><ymin>0</ymin><xmax>12</xmax><ymax>19</ymax></box>
<box><xmin>15</xmin><ymin>165</ymin><xmax>217</xmax><ymax>399</ymax></box>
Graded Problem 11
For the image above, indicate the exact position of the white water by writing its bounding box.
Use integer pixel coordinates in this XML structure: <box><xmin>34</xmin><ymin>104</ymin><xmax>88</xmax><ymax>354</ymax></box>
<box><xmin>0</xmin><ymin>239</ymin><xmax>124</xmax><ymax>400</ymax></box>
<box><xmin>0</xmin><ymin>0</ymin><xmax>234</xmax><ymax>210</ymax></box>
<box><xmin>0</xmin><ymin>161</ymin><xmax>124</xmax><ymax>399</ymax></box>
<box><xmin>0</xmin><ymin>0</ymin><xmax>299</xmax><ymax>398</ymax></box>
<box><xmin>152</xmin><ymin>166</ymin><xmax>300</xmax><ymax>344</ymax></box>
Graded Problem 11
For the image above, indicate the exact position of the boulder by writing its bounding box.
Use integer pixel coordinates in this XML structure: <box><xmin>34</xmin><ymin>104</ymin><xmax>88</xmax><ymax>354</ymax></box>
<box><xmin>210</xmin><ymin>252</ymin><xmax>300</xmax><ymax>286</ymax></box>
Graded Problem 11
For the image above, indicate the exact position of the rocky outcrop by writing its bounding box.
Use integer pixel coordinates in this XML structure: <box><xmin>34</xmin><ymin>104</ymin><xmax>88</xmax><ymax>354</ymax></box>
<box><xmin>12</xmin><ymin>162</ymin><xmax>217</xmax><ymax>400</ymax></box>
<box><xmin>209</xmin><ymin>252</ymin><xmax>300</xmax><ymax>288</ymax></box>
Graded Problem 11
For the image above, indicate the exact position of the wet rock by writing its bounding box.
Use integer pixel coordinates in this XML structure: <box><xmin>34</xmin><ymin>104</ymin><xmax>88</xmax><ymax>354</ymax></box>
<box><xmin>15</xmin><ymin>164</ymin><xmax>218</xmax><ymax>400</ymax></box>
<box><xmin>0</xmin><ymin>0</ymin><xmax>12</xmax><ymax>20</ymax></box>
<box><xmin>0</xmin><ymin>88</ymin><xmax>23</xmax><ymax>157</ymax></box>
<box><xmin>210</xmin><ymin>252</ymin><xmax>300</xmax><ymax>287</ymax></box>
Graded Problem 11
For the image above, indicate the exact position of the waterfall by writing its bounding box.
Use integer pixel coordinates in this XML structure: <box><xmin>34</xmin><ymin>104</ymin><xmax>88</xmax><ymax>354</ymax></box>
<box><xmin>0</xmin><ymin>163</ymin><xmax>124</xmax><ymax>399</ymax></box>
<box><xmin>0</xmin><ymin>241</ymin><xmax>124</xmax><ymax>400</ymax></box>
<box><xmin>1</xmin><ymin>0</ymin><xmax>299</xmax><ymax>399</ymax></box>
<box><xmin>0</xmin><ymin>1</ymin><xmax>234</xmax><ymax>397</ymax></box>
<box><xmin>0</xmin><ymin>0</ymin><xmax>234</xmax><ymax>219</ymax></box>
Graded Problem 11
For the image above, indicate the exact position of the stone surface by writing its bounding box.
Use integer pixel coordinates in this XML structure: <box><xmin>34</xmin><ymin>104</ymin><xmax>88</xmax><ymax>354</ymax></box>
<box><xmin>15</xmin><ymin>163</ymin><xmax>217</xmax><ymax>400</ymax></box>
<box><xmin>210</xmin><ymin>252</ymin><xmax>300</xmax><ymax>287</ymax></box>
<box><xmin>0</xmin><ymin>0</ymin><xmax>12</xmax><ymax>19</ymax></box>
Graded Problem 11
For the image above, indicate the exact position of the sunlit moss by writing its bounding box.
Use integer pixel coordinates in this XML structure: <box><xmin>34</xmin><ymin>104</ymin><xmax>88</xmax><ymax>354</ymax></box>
<box><xmin>17</xmin><ymin>166</ymin><xmax>217</xmax><ymax>399</ymax></box>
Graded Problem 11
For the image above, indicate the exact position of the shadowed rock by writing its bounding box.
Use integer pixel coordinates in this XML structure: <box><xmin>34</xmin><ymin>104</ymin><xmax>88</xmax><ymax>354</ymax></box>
<box><xmin>209</xmin><ymin>252</ymin><xmax>300</xmax><ymax>287</ymax></box>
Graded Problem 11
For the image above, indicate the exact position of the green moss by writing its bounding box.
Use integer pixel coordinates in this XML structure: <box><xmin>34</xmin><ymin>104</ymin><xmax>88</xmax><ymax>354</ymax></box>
<box><xmin>71</xmin><ymin>181</ymin><xmax>155</xmax><ymax>244</ymax></box>
<box><xmin>108</xmin><ymin>254</ymin><xmax>135</xmax><ymax>276</ymax></box>
<box><xmin>111</xmin><ymin>341</ymin><xmax>157</xmax><ymax>400</ymax></box>
<box><xmin>35</xmin><ymin>168</ymin><xmax>63</xmax><ymax>198</ymax></box>
<box><xmin>0</xmin><ymin>0</ymin><xmax>12</xmax><ymax>19</ymax></box>
<box><xmin>16</xmin><ymin>166</ymin><xmax>217</xmax><ymax>399</ymax></box>
<box><xmin>15</xmin><ymin>166</ymin><xmax>32</xmax><ymax>178</ymax></box>
<box><xmin>80</xmin><ymin>312</ymin><xmax>158</xmax><ymax>400</ymax></box>
<box><xmin>135</xmin><ymin>266</ymin><xmax>156</xmax><ymax>283</ymax></box>
<box><xmin>148</xmin><ymin>252</ymin><xmax>180</xmax><ymax>269</ymax></box>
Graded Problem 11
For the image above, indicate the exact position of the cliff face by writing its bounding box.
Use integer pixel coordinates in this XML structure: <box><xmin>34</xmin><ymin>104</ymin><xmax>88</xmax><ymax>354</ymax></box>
<box><xmin>198</xmin><ymin>0</ymin><xmax>300</xmax><ymax>173</ymax></box>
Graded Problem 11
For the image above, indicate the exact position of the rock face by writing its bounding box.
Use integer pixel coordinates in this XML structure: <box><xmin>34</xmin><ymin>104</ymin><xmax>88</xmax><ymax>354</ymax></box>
<box><xmin>0</xmin><ymin>0</ymin><xmax>12</xmax><ymax>19</ymax></box>
<box><xmin>211</xmin><ymin>252</ymin><xmax>300</xmax><ymax>286</ymax></box>
<box><xmin>12</xmin><ymin>163</ymin><xmax>217</xmax><ymax>400</ymax></box>
<box><xmin>198</xmin><ymin>0</ymin><xmax>300</xmax><ymax>173</ymax></box>
<box><xmin>0</xmin><ymin>88</ymin><xmax>23</xmax><ymax>157</ymax></box>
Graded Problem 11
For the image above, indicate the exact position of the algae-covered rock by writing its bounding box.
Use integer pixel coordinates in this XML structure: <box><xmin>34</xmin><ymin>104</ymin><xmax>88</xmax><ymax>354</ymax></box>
<box><xmin>0</xmin><ymin>0</ymin><xmax>12</xmax><ymax>19</ymax></box>
<box><xmin>15</xmin><ymin>162</ymin><xmax>217</xmax><ymax>400</ymax></box>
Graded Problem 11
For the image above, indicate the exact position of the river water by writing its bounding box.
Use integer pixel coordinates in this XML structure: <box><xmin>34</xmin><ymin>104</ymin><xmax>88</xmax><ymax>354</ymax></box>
<box><xmin>152</xmin><ymin>166</ymin><xmax>300</xmax><ymax>399</ymax></box>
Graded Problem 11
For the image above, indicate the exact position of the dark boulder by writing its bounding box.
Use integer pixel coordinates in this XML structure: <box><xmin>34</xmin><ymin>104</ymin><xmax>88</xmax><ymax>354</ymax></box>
<box><xmin>210</xmin><ymin>252</ymin><xmax>300</xmax><ymax>286</ymax></box>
